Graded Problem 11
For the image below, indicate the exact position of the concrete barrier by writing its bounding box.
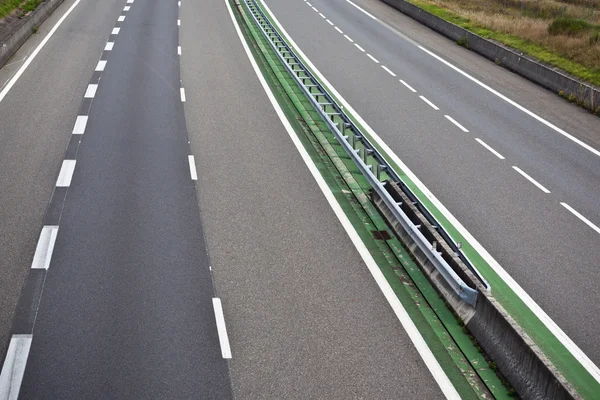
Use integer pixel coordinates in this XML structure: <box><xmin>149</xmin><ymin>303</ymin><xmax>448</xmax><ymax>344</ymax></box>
<box><xmin>373</xmin><ymin>181</ymin><xmax>580</xmax><ymax>400</ymax></box>
<box><xmin>0</xmin><ymin>0</ymin><xmax>66</xmax><ymax>69</ymax></box>
<box><xmin>380</xmin><ymin>0</ymin><xmax>600</xmax><ymax>113</ymax></box>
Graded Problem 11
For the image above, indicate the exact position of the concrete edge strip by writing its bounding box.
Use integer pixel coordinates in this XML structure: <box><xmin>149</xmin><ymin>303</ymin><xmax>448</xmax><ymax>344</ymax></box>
<box><xmin>226</xmin><ymin>1</ymin><xmax>461</xmax><ymax>397</ymax></box>
<box><xmin>256</xmin><ymin>0</ymin><xmax>600</xmax><ymax>387</ymax></box>
<box><xmin>0</xmin><ymin>334</ymin><xmax>33</xmax><ymax>400</ymax></box>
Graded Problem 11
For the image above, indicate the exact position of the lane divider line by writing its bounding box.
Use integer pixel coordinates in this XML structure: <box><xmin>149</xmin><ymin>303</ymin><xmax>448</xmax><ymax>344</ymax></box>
<box><xmin>512</xmin><ymin>166</ymin><xmax>551</xmax><ymax>193</ymax></box>
<box><xmin>117</xmin><ymin>15</ymin><xmax>125</xmax><ymax>22</ymax></box>
<box><xmin>178</xmin><ymin>46</ymin><xmax>181</xmax><ymax>55</ymax></box>
<box><xmin>104</xmin><ymin>42</ymin><xmax>114</xmax><ymax>51</ymax></box>
<box><xmin>444</xmin><ymin>115</ymin><xmax>468</xmax><ymax>132</ymax></box>
<box><xmin>55</xmin><ymin>160</ymin><xmax>76</xmax><ymax>187</ymax></box>
<box><xmin>95</xmin><ymin>60</ymin><xmax>107</xmax><ymax>72</ymax></box>
<box><xmin>366</xmin><ymin>53</ymin><xmax>379</xmax><ymax>63</ymax></box>
<box><xmin>188</xmin><ymin>155</ymin><xmax>198</xmax><ymax>180</ymax></box>
<box><xmin>419</xmin><ymin>95</ymin><xmax>439</xmax><ymax>110</ymax></box>
<box><xmin>0</xmin><ymin>334</ymin><xmax>32</xmax><ymax>400</ymax></box>
<box><xmin>326</xmin><ymin>19</ymin><xmax>334</xmax><ymax>25</ymax></box>
<box><xmin>177</xmin><ymin>19</ymin><xmax>181</xmax><ymax>26</ymax></box>
<box><xmin>560</xmin><ymin>203</ymin><xmax>600</xmax><ymax>235</ymax></box>
<box><xmin>111</xmin><ymin>27</ymin><xmax>120</xmax><ymax>35</ymax></box>
<box><xmin>345</xmin><ymin>0</ymin><xmax>377</xmax><ymax>20</ymax></box>
<box><xmin>30</xmin><ymin>226</ymin><xmax>59</xmax><ymax>270</ymax></box>
<box><xmin>124</xmin><ymin>5</ymin><xmax>130</xmax><ymax>11</ymax></box>
<box><xmin>84</xmin><ymin>84</ymin><xmax>98</xmax><ymax>98</ymax></box>
<box><xmin>381</xmin><ymin>65</ymin><xmax>396</xmax><ymax>77</ymax></box>
<box><xmin>319</xmin><ymin>12</ymin><xmax>326</xmax><ymax>19</ymax></box>
<box><xmin>399</xmin><ymin>79</ymin><xmax>417</xmax><ymax>92</ymax></box>
<box><xmin>178</xmin><ymin>1</ymin><xmax>181</xmax><ymax>6</ymax></box>
<box><xmin>72</xmin><ymin>115</ymin><xmax>88</xmax><ymax>134</ymax></box>
<box><xmin>343</xmin><ymin>34</ymin><xmax>354</xmax><ymax>43</ymax></box>
<box><xmin>354</xmin><ymin>43</ymin><xmax>365</xmax><ymax>52</ymax></box>
<box><xmin>212</xmin><ymin>298</ymin><xmax>232</xmax><ymax>359</ymax></box>
<box><xmin>180</xmin><ymin>87</ymin><xmax>186</xmax><ymax>102</ymax></box>
<box><xmin>127</xmin><ymin>0</ymin><xmax>133</xmax><ymax>3</ymax></box>
<box><xmin>334</xmin><ymin>26</ymin><xmax>343</xmax><ymax>34</ymax></box>
<box><xmin>475</xmin><ymin>138</ymin><xmax>505</xmax><ymax>160</ymax></box>
<box><xmin>311</xmin><ymin>6</ymin><xmax>318</xmax><ymax>12</ymax></box>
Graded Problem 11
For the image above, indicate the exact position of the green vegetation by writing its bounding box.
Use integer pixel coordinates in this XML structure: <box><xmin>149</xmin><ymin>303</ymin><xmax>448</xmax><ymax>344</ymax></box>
<box><xmin>0</xmin><ymin>0</ymin><xmax>44</xmax><ymax>20</ymax></box>
<box><xmin>548</xmin><ymin>16</ymin><xmax>600</xmax><ymax>36</ymax></box>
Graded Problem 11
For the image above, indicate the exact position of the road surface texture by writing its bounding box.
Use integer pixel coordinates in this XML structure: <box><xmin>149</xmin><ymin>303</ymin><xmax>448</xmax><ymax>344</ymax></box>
<box><xmin>263</xmin><ymin>0</ymin><xmax>600</xmax><ymax>364</ymax></box>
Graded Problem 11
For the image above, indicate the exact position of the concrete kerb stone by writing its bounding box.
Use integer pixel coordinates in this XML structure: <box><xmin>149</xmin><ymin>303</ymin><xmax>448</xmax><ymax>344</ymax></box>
<box><xmin>0</xmin><ymin>0</ymin><xmax>66</xmax><ymax>69</ymax></box>
<box><xmin>380</xmin><ymin>0</ymin><xmax>600</xmax><ymax>113</ymax></box>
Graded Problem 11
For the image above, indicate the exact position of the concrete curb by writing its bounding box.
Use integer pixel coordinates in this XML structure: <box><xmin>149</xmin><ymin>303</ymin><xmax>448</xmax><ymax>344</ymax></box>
<box><xmin>380</xmin><ymin>0</ymin><xmax>600</xmax><ymax>114</ymax></box>
<box><xmin>0</xmin><ymin>0</ymin><xmax>66</xmax><ymax>69</ymax></box>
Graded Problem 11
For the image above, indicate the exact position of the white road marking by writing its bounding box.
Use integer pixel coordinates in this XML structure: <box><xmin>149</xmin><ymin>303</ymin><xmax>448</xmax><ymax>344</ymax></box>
<box><xmin>344</xmin><ymin>34</ymin><xmax>354</xmax><ymax>43</ymax></box>
<box><xmin>311</xmin><ymin>6</ymin><xmax>318</xmax><ymax>12</ymax></box>
<box><xmin>177</xmin><ymin>19</ymin><xmax>181</xmax><ymax>26</ymax></box>
<box><xmin>118</xmin><ymin>15</ymin><xmax>125</xmax><ymax>22</ymax></box>
<box><xmin>178</xmin><ymin>1</ymin><xmax>181</xmax><ymax>6</ymax></box>
<box><xmin>366</xmin><ymin>54</ymin><xmax>379</xmax><ymax>63</ymax></box>
<box><xmin>259</xmin><ymin>0</ymin><xmax>600</xmax><ymax>380</ymax></box>
<box><xmin>381</xmin><ymin>65</ymin><xmax>396</xmax><ymax>77</ymax></box>
<box><xmin>399</xmin><ymin>79</ymin><xmax>417</xmax><ymax>92</ymax></box>
<box><xmin>419</xmin><ymin>95</ymin><xmax>439</xmax><ymax>110</ymax></box>
<box><xmin>84</xmin><ymin>84</ymin><xmax>98</xmax><ymax>98</ymax></box>
<box><xmin>111</xmin><ymin>27</ymin><xmax>120</xmax><ymax>35</ymax></box>
<box><xmin>419</xmin><ymin>46</ymin><xmax>600</xmax><ymax>159</ymax></box>
<box><xmin>56</xmin><ymin>160</ymin><xmax>76</xmax><ymax>187</ymax></box>
<box><xmin>212</xmin><ymin>298</ymin><xmax>232</xmax><ymax>359</ymax></box>
<box><xmin>319</xmin><ymin>12</ymin><xmax>326</xmax><ymax>18</ymax></box>
<box><xmin>188</xmin><ymin>155</ymin><xmax>197</xmax><ymax>180</ymax></box>
<box><xmin>124</xmin><ymin>5</ymin><xmax>130</xmax><ymax>11</ymax></box>
<box><xmin>326</xmin><ymin>19</ymin><xmax>334</xmax><ymax>25</ymax></box>
<box><xmin>345</xmin><ymin>0</ymin><xmax>377</xmax><ymax>19</ymax></box>
<box><xmin>334</xmin><ymin>26</ymin><xmax>343</xmax><ymax>34</ymax></box>
<box><xmin>561</xmin><ymin>203</ymin><xmax>600</xmax><ymax>235</ymax></box>
<box><xmin>512</xmin><ymin>166</ymin><xmax>551</xmax><ymax>193</ymax></box>
<box><xmin>72</xmin><ymin>115</ymin><xmax>88</xmax><ymax>134</ymax></box>
<box><xmin>104</xmin><ymin>42</ymin><xmax>114</xmax><ymax>51</ymax></box>
<box><xmin>127</xmin><ymin>0</ymin><xmax>133</xmax><ymax>3</ymax></box>
<box><xmin>0</xmin><ymin>0</ymin><xmax>84</xmax><ymax>105</ymax></box>
<box><xmin>180</xmin><ymin>87</ymin><xmax>186</xmax><ymax>102</ymax></box>
<box><xmin>177</xmin><ymin>46</ymin><xmax>181</xmax><ymax>55</ymax></box>
<box><xmin>226</xmin><ymin>0</ymin><xmax>459</xmax><ymax>396</ymax></box>
<box><xmin>306</xmin><ymin>1</ymin><xmax>312</xmax><ymax>5</ymax></box>
<box><xmin>354</xmin><ymin>43</ymin><xmax>365</xmax><ymax>52</ymax></box>
<box><xmin>31</xmin><ymin>226</ymin><xmax>59</xmax><ymax>270</ymax></box>
<box><xmin>0</xmin><ymin>334</ymin><xmax>32</xmax><ymax>400</ymax></box>
<box><xmin>95</xmin><ymin>60</ymin><xmax>107</xmax><ymax>71</ymax></box>
<box><xmin>444</xmin><ymin>115</ymin><xmax>468</xmax><ymax>132</ymax></box>
<box><xmin>475</xmin><ymin>138</ymin><xmax>505</xmax><ymax>160</ymax></box>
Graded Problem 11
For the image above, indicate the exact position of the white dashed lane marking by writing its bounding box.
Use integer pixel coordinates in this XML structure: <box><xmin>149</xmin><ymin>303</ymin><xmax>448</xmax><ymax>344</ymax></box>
<box><xmin>178</xmin><ymin>46</ymin><xmax>181</xmax><ymax>55</ymax></box>
<box><xmin>512</xmin><ymin>166</ymin><xmax>551</xmax><ymax>193</ymax></box>
<box><xmin>334</xmin><ymin>26</ymin><xmax>343</xmax><ymax>34</ymax></box>
<box><xmin>560</xmin><ymin>203</ymin><xmax>600</xmax><ymax>235</ymax></box>
<box><xmin>104</xmin><ymin>42</ymin><xmax>114</xmax><ymax>51</ymax></box>
<box><xmin>399</xmin><ymin>80</ymin><xmax>416</xmax><ymax>92</ymax></box>
<box><xmin>326</xmin><ymin>19</ymin><xmax>334</xmax><ymax>25</ymax></box>
<box><xmin>118</xmin><ymin>15</ymin><xmax>125</xmax><ymax>22</ymax></box>
<box><xmin>30</xmin><ymin>226</ymin><xmax>59</xmax><ymax>270</ymax></box>
<box><xmin>354</xmin><ymin>43</ymin><xmax>365</xmax><ymax>52</ymax></box>
<box><xmin>366</xmin><ymin>54</ymin><xmax>379</xmax><ymax>63</ymax></box>
<box><xmin>111</xmin><ymin>27</ymin><xmax>120</xmax><ymax>35</ymax></box>
<box><xmin>188</xmin><ymin>155</ymin><xmax>198</xmax><ymax>180</ymax></box>
<box><xmin>84</xmin><ymin>84</ymin><xmax>98</xmax><ymax>98</ymax></box>
<box><xmin>212</xmin><ymin>298</ymin><xmax>232</xmax><ymax>359</ymax></box>
<box><xmin>180</xmin><ymin>88</ymin><xmax>186</xmax><ymax>102</ymax></box>
<box><xmin>381</xmin><ymin>65</ymin><xmax>396</xmax><ymax>77</ymax></box>
<box><xmin>95</xmin><ymin>60</ymin><xmax>107</xmax><ymax>71</ymax></box>
<box><xmin>475</xmin><ymin>138</ymin><xmax>505</xmax><ymax>160</ymax></box>
<box><xmin>124</xmin><ymin>5</ymin><xmax>130</xmax><ymax>11</ymax></box>
<box><xmin>344</xmin><ymin>34</ymin><xmax>353</xmax><ymax>43</ymax></box>
<box><xmin>56</xmin><ymin>160</ymin><xmax>76</xmax><ymax>187</ymax></box>
<box><xmin>72</xmin><ymin>115</ymin><xmax>88</xmax><ymax>134</ymax></box>
<box><xmin>419</xmin><ymin>95</ymin><xmax>439</xmax><ymax>110</ymax></box>
<box><xmin>444</xmin><ymin>115</ymin><xmax>468</xmax><ymax>132</ymax></box>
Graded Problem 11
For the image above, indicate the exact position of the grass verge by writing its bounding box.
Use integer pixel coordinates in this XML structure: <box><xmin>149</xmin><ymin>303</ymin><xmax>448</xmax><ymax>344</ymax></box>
<box><xmin>0</xmin><ymin>0</ymin><xmax>44</xmax><ymax>21</ymax></box>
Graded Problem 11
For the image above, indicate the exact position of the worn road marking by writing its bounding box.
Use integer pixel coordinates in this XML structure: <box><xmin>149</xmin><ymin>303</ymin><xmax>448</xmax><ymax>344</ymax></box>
<box><xmin>444</xmin><ymin>115</ymin><xmax>468</xmax><ymax>132</ymax></box>
<box><xmin>56</xmin><ymin>160</ymin><xmax>76</xmax><ymax>187</ymax></box>
<box><xmin>212</xmin><ymin>298</ymin><xmax>232</xmax><ymax>359</ymax></box>
<box><xmin>188</xmin><ymin>155</ymin><xmax>197</xmax><ymax>180</ymax></box>
<box><xmin>0</xmin><ymin>335</ymin><xmax>33</xmax><ymax>400</ymax></box>
<box><xmin>72</xmin><ymin>115</ymin><xmax>88</xmax><ymax>134</ymax></box>
<box><xmin>31</xmin><ymin>226</ymin><xmax>59</xmax><ymax>270</ymax></box>
<box><xmin>475</xmin><ymin>138</ymin><xmax>505</xmax><ymax>160</ymax></box>
<box><xmin>561</xmin><ymin>203</ymin><xmax>600</xmax><ymax>235</ymax></box>
<box><xmin>419</xmin><ymin>95</ymin><xmax>439</xmax><ymax>110</ymax></box>
<box><xmin>512</xmin><ymin>166</ymin><xmax>550</xmax><ymax>193</ymax></box>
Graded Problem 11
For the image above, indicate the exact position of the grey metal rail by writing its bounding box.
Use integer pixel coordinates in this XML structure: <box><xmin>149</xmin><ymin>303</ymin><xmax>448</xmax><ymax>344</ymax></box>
<box><xmin>241</xmin><ymin>0</ymin><xmax>488</xmax><ymax>305</ymax></box>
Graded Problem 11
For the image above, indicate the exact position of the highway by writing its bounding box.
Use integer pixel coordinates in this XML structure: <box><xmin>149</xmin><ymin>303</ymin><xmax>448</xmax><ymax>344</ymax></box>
<box><xmin>263</xmin><ymin>0</ymin><xmax>600</xmax><ymax>369</ymax></box>
<box><xmin>0</xmin><ymin>0</ymin><xmax>472</xmax><ymax>397</ymax></box>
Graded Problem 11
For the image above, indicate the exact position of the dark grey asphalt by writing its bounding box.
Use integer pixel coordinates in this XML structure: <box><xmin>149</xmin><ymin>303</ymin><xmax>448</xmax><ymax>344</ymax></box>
<box><xmin>264</xmin><ymin>0</ymin><xmax>600</xmax><ymax>364</ymax></box>
<box><xmin>17</xmin><ymin>0</ymin><xmax>231</xmax><ymax>397</ymax></box>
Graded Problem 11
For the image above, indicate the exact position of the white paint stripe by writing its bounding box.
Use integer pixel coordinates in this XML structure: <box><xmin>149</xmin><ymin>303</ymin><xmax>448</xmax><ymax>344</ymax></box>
<box><xmin>72</xmin><ymin>115</ymin><xmax>88</xmax><ymax>134</ymax></box>
<box><xmin>0</xmin><ymin>0</ymin><xmax>84</xmax><ymax>105</ymax></box>
<box><xmin>326</xmin><ymin>19</ymin><xmax>334</xmax><ymax>25</ymax></box>
<box><xmin>118</xmin><ymin>15</ymin><xmax>125</xmax><ymax>22</ymax></box>
<box><xmin>127</xmin><ymin>0</ymin><xmax>133</xmax><ymax>3</ymax></box>
<box><xmin>95</xmin><ymin>60</ymin><xmax>107</xmax><ymax>71</ymax></box>
<box><xmin>178</xmin><ymin>1</ymin><xmax>181</xmax><ymax>6</ymax></box>
<box><xmin>381</xmin><ymin>65</ymin><xmax>396</xmax><ymax>77</ymax></box>
<box><xmin>177</xmin><ymin>19</ymin><xmax>181</xmax><ymax>26</ymax></box>
<box><xmin>354</xmin><ymin>43</ymin><xmax>365</xmax><ymax>52</ymax></box>
<box><xmin>311</xmin><ymin>6</ymin><xmax>318</xmax><ymax>12</ymax></box>
<box><xmin>226</xmin><ymin>1</ymin><xmax>459</xmax><ymax>396</ymax></box>
<box><xmin>104</xmin><ymin>42</ymin><xmax>114</xmax><ymax>51</ymax></box>
<box><xmin>56</xmin><ymin>160</ymin><xmax>76</xmax><ymax>187</ymax></box>
<box><xmin>319</xmin><ymin>12</ymin><xmax>326</xmax><ymax>18</ymax></box>
<box><xmin>112</xmin><ymin>27</ymin><xmax>120</xmax><ymax>35</ymax></box>
<box><xmin>399</xmin><ymin>79</ymin><xmax>417</xmax><ymax>92</ymax></box>
<box><xmin>444</xmin><ymin>115</ymin><xmax>468</xmax><ymax>132</ymax></box>
<box><xmin>212</xmin><ymin>298</ymin><xmax>232</xmax><ymax>359</ymax></box>
<box><xmin>31</xmin><ymin>226</ymin><xmax>59</xmax><ymax>270</ymax></box>
<box><xmin>124</xmin><ymin>5</ymin><xmax>130</xmax><ymax>11</ymax></box>
<box><xmin>345</xmin><ymin>0</ymin><xmax>377</xmax><ymax>19</ymax></box>
<box><xmin>259</xmin><ymin>0</ymin><xmax>600</xmax><ymax>381</ymax></box>
<box><xmin>344</xmin><ymin>34</ymin><xmax>354</xmax><ymax>43</ymax></box>
<box><xmin>366</xmin><ymin>53</ymin><xmax>379</xmax><ymax>63</ymax></box>
<box><xmin>188</xmin><ymin>155</ymin><xmax>197</xmax><ymax>180</ymax></box>
<box><xmin>512</xmin><ymin>166</ymin><xmax>551</xmax><ymax>193</ymax></box>
<box><xmin>419</xmin><ymin>46</ymin><xmax>600</xmax><ymax>159</ymax></box>
<box><xmin>334</xmin><ymin>26</ymin><xmax>343</xmax><ymax>34</ymax></box>
<box><xmin>180</xmin><ymin>87</ymin><xmax>186</xmax><ymax>102</ymax></box>
<box><xmin>419</xmin><ymin>95</ymin><xmax>439</xmax><ymax>110</ymax></box>
<box><xmin>0</xmin><ymin>335</ymin><xmax>33</xmax><ymax>400</ymax></box>
<box><xmin>561</xmin><ymin>203</ymin><xmax>600</xmax><ymax>235</ymax></box>
<box><xmin>306</xmin><ymin>1</ymin><xmax>312</xmax><ymax>5</ymax></box>
<box><xmin>177</xmin><ymin>46</ymin><xmax>181</xmax><ymax>55</ymax></box>
<box><xmin>84</xmin><ymin>84</ymin><xmax>98</xmax><ymax>98</ymax></box>
<box><xmin>475</xmin><ymin>138</ymin><xmax>505</xmax><ymax>160</ymax></box>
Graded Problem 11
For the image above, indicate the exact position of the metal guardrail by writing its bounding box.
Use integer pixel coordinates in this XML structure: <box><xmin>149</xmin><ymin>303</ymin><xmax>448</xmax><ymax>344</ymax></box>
<box><xmin>241</xmin><ymin>0</ymin><xmax>489</xmax><ymax>306</ymax></box>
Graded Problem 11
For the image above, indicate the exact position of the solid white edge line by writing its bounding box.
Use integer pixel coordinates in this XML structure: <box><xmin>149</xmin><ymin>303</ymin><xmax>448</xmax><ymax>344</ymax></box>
<box><xmin>381</xmin><ymin>65</ymin><xmax>396</xmax><ymax>77</ymax></box>
<box><xmin>444</xmin><ymin>115</ymin><xmax>468</xmax><ymax>132</ymax></box>
<box><xmin>419</xmin><ymin>95</ymin><xmax>439</xmax><ymax>110</ymax></box>
<box><xmin>95</xmin><ymin>60</ymin><xmax>107</xmax><ymax>72</ymax></box>
<box><xmin>354</xmin><ymin>43</ymin><xmax>365</xmax><ymax>52</ymax></box>
<box><xmin>326</xmin><ymin>19</ymin><xmax>334</xmax><ymax>25</ymax></box>
<box><xmin>105</xmin><ymin>42</ymin><xmax>114</xmax><ymax>51</ymax></box>
<box><xmin>84</xmin><ymin>84</ymin><xmax>98</xmax><ymax>98</ymax></box>
<box><xmin>560</xmin><ymin>203</ymin><xmax>600</xmax><ymax>235</ymax></box>
<box><xmin>475</xmin><ymin>138</ymin><xmax>505</xmax><ymax>160</ymax></box>
<box><xmin>343</xmin><ymin>34</ymin><xmax>354</xmax><ymax>43</ymax></box>
<box><xmin>56</xmin><ymin>160</ymin><xmax>76</xmax><ymax>187</ymax></box>
<box><xmin>512</xmin><ymin>166</ymin><xmax>551</xmax><ymax>193</ymax></box>
<box><xmin>0</xmin><ymin>0</ymin><xmax>84</xmax><ymax>104</ymax></box>
<box><xmin>399</xmin><ymin>79</ymin><xmax>417</xmax><ymax>92</ymax></box>
<box><xmin>226</xmin><ymin>1</ymin><xmax>459</xmax><ymax>397</ymax></box>
<box><xmin>180</xmin><ymin>87</ymin><xmax>186</xmax><ymax>102</ymax></box>
<box><xmin>188</xmin><ymin>155</ymin><xmax>198</xmax><ymax>180</ymax></box>
<box><xmin>334</xmin><ymin>26</ymin><xmax>343</xmax><ymax>34</ymax></box>
<box><xmin>178</xmin><ymin>46</ymin><xmax>182</xmax><ymax>55</ymax></box>
<box><xmin>72</xmin><ymin>115</ymin><xmax>88</xmax><ymax>134</ymax></box>
<box><xmin>0</xmin><ymin>334</ymin><xmax>33</xmax><ymax>400</ymax></box>
<box><xmin>111</xmin><ymin>27</ymin><xmax>120</xmax><ymax>35</ymax></box>
<box><xmin>118</xmin><ymin>15</ymin><xmax>125</xmax><ymax>22</ymax></box>
<box><xmin>212</xmin><ymin>298</ymin><xmax>232</xmax><ymax>359</ymax></box>
<box><xmin>366</xmin><ymin>53</ymin><xmax>379</xmax><ymax>63</ymax></box>
<box><xmin>258</xmin><ymin>0</ymin><xmax>600</xmax><ymax>382</ymax></box>
<box><xmin>30</xmin><ymin>226</ymin><xmax>59</xmax><ymax>270</ymax></box>
<box><xmin>418</xmin><ymin>46</ymin><xmax>600</xmax><ymax>159</ymax></box>
<box><xmin>345</xmin><ymin>0</ymin><xmax>377</xmax><ymax>19</ymax></box>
